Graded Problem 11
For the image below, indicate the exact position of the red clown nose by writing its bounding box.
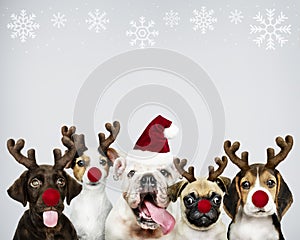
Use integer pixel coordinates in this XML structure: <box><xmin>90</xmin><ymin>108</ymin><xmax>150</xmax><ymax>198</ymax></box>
<box><xmin>87</xmin><ymin>167</ymin><xmax>102</xmax><ymax>183</ymax></box>
<box><xmin>197</xmin><ymin>199</ymin><xmax>211</xmax><ymax>213</ymax></box>
<box><xmin>252</xmin><ymin>190</ymin><xmax>269</xmax><ymax>208</ymax></box>
<box><xmin>42</xmin><ymin>188</ymin><xmax>60</xmax><ymax>207</ymax></box>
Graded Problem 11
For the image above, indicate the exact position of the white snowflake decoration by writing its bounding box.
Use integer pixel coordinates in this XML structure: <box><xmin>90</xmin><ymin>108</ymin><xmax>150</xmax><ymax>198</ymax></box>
<box><xmin>250</xmin><ymin>9</ymin><xmax>291</xmax><ymax>50</ymax></box>
<box><xmin>229</xmin><ymin>9</ymin><xmax>244</xmax><ymax>24</ymax></box>
<box><xmin>126</xmin><ymin>16</ymin><xmax>159</xmax><ymax>49</ymax></box>
<box><xmin>86</xmin><ymin>9</ymin><xmax>109</xmax><ymax>33</ymax></box>
<box><xmin>163</xmin><ymin>10</ymin><xmax>180</xmax><ymax>28</ymax></box>
<box><xmin>7</xmin><ymin>9</ymin><xmax>40</xmax><ymax>43</ymax></box>
<box><xmin>190</xmin><ymin>7</ymin><xmax>217</xmax><ymax>34</ymax></box>
<box><xmin>51</xmin><ymin>12</ymin><xmax>67</xmax><ymax>29</ymax></box>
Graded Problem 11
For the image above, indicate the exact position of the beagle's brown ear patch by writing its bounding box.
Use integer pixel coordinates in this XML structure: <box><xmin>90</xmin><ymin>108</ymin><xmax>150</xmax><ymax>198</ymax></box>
<box><xmin>7</xmin><ymin>171</ymin><xmax>28</xmax><ymax>207</ymax></box>
<box><xmin>216</xmin><ymin>176</ymin><xmax>231</xmax><ymax>193</ymax></box>
<box><xmin>167</xmin><ymin>181</ymin><xmax>188</xmax><ymax>202</ymax></box>
<box><xmin>275</xmin><ymin>171</ymin><xmax>293</xmax><ymax>220</ymax></box>
<box><xmin>223</xmin><ymin>175</ymin><xmax>241</xmax><ymax>219</ymax></box>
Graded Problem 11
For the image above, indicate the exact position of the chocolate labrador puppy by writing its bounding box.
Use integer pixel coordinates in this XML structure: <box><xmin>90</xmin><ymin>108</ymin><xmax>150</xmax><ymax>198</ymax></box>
<box><xmin>7</xmin><ymin>136</ymin><xmax>82</xmax><ymax>240</ymax></box>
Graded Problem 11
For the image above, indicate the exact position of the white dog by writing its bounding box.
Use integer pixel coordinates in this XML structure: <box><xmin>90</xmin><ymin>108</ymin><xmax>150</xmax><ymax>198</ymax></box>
<box><xmin>105</xmin><ymin>156</ymin><xmax>184</xmax><ymax>239</ymax></box>
<box><xmin>105</xmin><ymin>115</ymin><xmax>182</xmax><ymax>240</ymax></box>
<box><xmin>61</xmin><ymin>122</ymin><xmax>120</xmax><ymax>240</ymax></box>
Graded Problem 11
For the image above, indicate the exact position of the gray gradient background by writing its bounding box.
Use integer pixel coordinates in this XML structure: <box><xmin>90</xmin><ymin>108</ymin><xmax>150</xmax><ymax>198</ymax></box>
<box><xmin>1</xmin><ymin>0</ymin><xmax>300</xmax><ymax>239</ymax></box>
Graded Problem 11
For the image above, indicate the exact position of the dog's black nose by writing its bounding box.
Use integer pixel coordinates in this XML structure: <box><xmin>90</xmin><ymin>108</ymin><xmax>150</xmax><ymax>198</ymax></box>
<box><xmin>140</xmin><ymin>174</ymin><xmax>157</xmax><ymax>189</ymax></box>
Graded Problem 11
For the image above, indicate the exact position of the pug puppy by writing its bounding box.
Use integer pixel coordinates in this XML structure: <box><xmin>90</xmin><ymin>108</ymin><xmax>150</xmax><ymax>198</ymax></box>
<box><xmin>168</xmin><ymin>157</ymin><xmax>230</xmax><ymax>240</ymax></box>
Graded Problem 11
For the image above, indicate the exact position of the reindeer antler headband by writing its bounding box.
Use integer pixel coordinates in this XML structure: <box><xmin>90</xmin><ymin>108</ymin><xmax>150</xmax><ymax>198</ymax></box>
<box><xmin>173</xmin><ymin>156</ymin><xmax>227</xmax><ymax>183</ymax></box>
<box><xmin>61</xmin><ymin>121</ymin><xmax>120</xmax><ymax>157</ymax></box>
<box><xmin>98</xmin><ymin>121</ymin><xmax>120</xmax><ymax>154</ymax></box>
<box><xmin>7</xmin><ymin>136</ymin><xmax>76</xmax><ymax>170</ymax></box>
<box><xmin>61</xmin><ymin>126</ymin><xmax>88</xmax><ymax>157</ymax></box>
<box><xmin>224</xmin><ymin>135</ymin><xmax>293</xmax><ymax>170</ymax></box>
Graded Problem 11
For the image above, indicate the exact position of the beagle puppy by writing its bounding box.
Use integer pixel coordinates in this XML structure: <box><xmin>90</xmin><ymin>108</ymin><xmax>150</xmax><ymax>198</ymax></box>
<box><xmin>223</xmin><ymin>135</ymin><xmax>293</xmax><ymax>240</ymax></box>
<box><xmin>168</xmin><ymin>157</ymin><xmax>230</xmax><ymax>240</ymax></box>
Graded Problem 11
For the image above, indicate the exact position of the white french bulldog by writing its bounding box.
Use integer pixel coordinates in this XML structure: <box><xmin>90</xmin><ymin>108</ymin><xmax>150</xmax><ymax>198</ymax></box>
<box><xmin>105</xmin><ymin>155</ymin><xmax>183</xmax><ymax>240</ymax></box>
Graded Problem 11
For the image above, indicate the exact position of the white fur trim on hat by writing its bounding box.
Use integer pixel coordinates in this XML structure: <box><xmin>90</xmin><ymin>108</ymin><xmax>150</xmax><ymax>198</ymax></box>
<box><xmin>126</xmin><ymin>149</ymin><xmax>173</xmax><ymax>165</ymax></box>
<box><xmin>164</xmin><ymin>123</ymin><xmax>179</xmax><ymax>139</ymax></box>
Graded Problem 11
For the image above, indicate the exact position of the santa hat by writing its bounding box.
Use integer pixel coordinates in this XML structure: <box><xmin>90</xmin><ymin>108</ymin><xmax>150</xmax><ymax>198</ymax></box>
<box><xmin>126</xmin><ymin>115</ymin><xmax>179</xmax><ymax>165</ymax></box>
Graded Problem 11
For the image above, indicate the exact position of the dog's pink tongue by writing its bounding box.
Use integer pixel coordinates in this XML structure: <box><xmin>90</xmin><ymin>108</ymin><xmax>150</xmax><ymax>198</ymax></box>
<box><xmin>43</xmin><ymin>211</ymin><xmax>58</xmax><ymax>228</ymax></box>
<box><xmin>144</xmin><ymin>200</ymin><xmax>175</xmax><ymax>235</ymax></box>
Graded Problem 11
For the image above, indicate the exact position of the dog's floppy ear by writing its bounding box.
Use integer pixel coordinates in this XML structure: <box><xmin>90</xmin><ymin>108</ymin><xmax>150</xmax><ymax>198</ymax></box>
<box><xmin>65</xmin><ymin>173</ymin><xmax>82</xmax><ymax>205</ymax></box>
<box><xmin>216</xmin><ymin>176</ymin><xmax>231</xmax><ymax>193</ymax></box>
<box><xmin>106</xmin><ymin>148</ymin><xmax>119</xmax><ymax>167</ymax></box>
<box><xmin>167</xmin><ymin>180</ymin><xmax>188</xmax><ymax>202</ymax></box>
<box><xmin>113</xmin><ymin>157</ymin><xmax>126</xmax><ymax>181</ymax></box>
<box><xmin>7</xmin><ymin>171</ymin><xmax>28</xmax><ymax>207</ymax></box>
<box><xmin>223</xmin><ymin>175</ymin><xmax>241</xmax><ymax>219</ymax></box>
<box><xmin>275</xmin><ymin>170</ymin><xmax>293</xmax><ymax>220</ymax></box>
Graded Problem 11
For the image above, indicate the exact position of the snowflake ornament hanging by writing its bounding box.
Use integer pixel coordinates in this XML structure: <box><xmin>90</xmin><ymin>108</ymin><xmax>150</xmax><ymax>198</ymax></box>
<box><xmin>51</xmin><ymin>12</ymin><xmax>67</xmax><ymax>29</ymax></box>
<box><xmin>126</xmin><ymin>16</ymin><xmax>159</xmax><ymax>49</ymax></box>
<box><xmin>163</xmin><ymin>10</ymin><xmax>180</xmax><ymax>28</ymax></box>
<box><xmin>250</xmin><ymin>9</ymin><xmax>291</xmax><ymax>50</ymax></box>
<box><xmin>229</xmin><ymin>9</ymin><xmax>244</xmax><ymax>24</ymax></box>
<box><xmin>7</xmin><ymin>9</ymin><xmax>40</xmax><ymax>43</ymax></box>
<box><xmin>190</xmin><ymin>7</ymin><xmax>217</xmax><ymax>34</ymax></box>
<box><xmin>86</xmin><ymin>9</ymin><xmax>109</xmax><ymax>33</ymax></box>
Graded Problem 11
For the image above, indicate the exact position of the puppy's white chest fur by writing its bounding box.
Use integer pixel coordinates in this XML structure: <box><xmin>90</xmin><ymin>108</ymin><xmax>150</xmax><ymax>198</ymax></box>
<box><xmin>70</xmin><ymin>188</ymin><xmax>112</xmax><ymax>240</ymax></box>
<box><xmin>230</xmin><ymin>210</ymin><xmax>278</xmax><ymax>240</ymax></box>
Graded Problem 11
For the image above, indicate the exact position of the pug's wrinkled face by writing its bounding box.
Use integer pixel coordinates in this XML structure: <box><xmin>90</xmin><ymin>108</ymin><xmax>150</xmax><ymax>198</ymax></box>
<box><xmin>114</xmin><ymin>157</ymin><xmax>180</xmax><ymax>231</ymax></box>
<box><xmin>179</xmin><ymin>178</ymin><xmax>225</xmax><ymax>230</ymax></box>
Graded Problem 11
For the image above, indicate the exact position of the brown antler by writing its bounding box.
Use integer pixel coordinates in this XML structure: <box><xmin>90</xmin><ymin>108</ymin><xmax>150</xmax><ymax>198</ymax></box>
<box><xmin>224</xmin><ymin>140</ymin><xmax>250</xmax><ymax>171</ymax></box>
<box><xmin>265</xmin><ymin>135</ymin><xmax>293</xmax><ymax>170</ymax></box>
<box><xmin>61</xmin><ymin>126</ymin><xmax>88</xmax><ymax>156</ymax></box>
<box><xmin>98</xmin><ymin>121</ymin><xmax>120</xmax><ymax>153</ymax></box>
<box><xmin>207</xmin><ymin>156</ymin><xmax>228</xmax><ymax>181</ymax></box>
<box><xmin>61</xmin><ymin>125</ymin><xmax>76</xmax><ymax>138</ymax></box>
<box><xmin>54</xmin><ymin>136</ymin><xmax>77</xmax><ymax>170</ymax></box>
<box><xmin>173</xmin><ymin>158</ymin><xmax>196</xmax><ymax>183</ymax></box>
<box><xmin>7</xmin><ymin>139</ymin><xmax>39</xmax><ymax>170</ymax></box>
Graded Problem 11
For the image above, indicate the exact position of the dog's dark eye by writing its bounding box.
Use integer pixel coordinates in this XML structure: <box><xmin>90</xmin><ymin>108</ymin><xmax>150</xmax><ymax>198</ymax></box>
<box><xmin>241</xmin><ymin>181</ymin><xmax>250</xmax><ymax>190</ymax></box>
<box><xmin>160</xmin><ymin>169</ymin><xmax>170</xmax><ymax>177</ymax></box>
<box><xmin>184</xmin><ymin>195</ymin><xmax>195</xmax><ymax>207</ymax></box>
<box><xmin>30</xmin><ymin>178</ymin><xmax>41</xmax><ymax>188</ymax></box>
<box><xmin>57</xmin><ymin>177</ymin><xmax>65</xmax><ymax>187</ymax></box>
<box><xmin>267</xmin><ymin>179</ymin><xmax>276</xmax><ymax>188</ymax></box>
<box><xmin>99</xmin><ymin>159</ymin><xmax>107</xmax><ymax>166</ymax></box>
<box><xmin>77</xmin><ymin>160</ymin><xmax>85</xmax><ymax>167</ymax></box>
<box><xmin>213</xmin><ymin>196</ymin><xmax>221</xmax><ymax>205</ymax></box>
<box><xmin>127</xmin><ymin>170</ymin><xmax>136</xmax><ymax>178</ymax></box>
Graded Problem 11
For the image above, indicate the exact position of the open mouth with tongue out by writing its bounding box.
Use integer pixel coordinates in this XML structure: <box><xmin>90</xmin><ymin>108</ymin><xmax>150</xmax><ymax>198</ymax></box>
<box><xmin>132</xmin><ymin>193</ymin><xmax>175</xmax><ymax>235</ymax></box>
<box><xmin>43</xmin><ymin>210</ymin><xmax>59</xmax><ymax>228</ymax></box>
